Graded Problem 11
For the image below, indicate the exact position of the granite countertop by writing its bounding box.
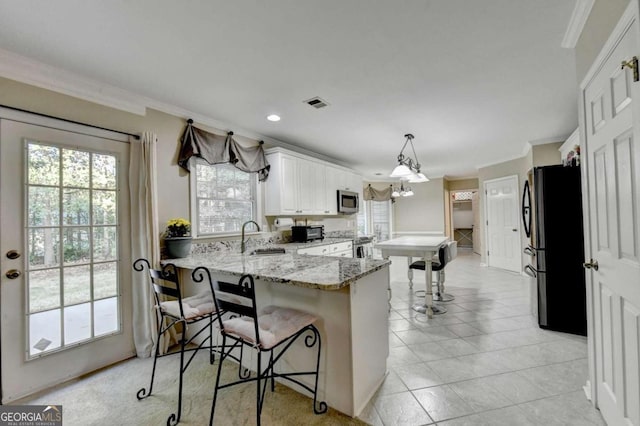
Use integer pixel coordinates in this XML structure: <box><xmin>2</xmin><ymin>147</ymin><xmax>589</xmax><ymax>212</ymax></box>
<box><xmin>166</xmin><ymin>251</ymin><xmax>390</xmax><ymax>290</ymax></box>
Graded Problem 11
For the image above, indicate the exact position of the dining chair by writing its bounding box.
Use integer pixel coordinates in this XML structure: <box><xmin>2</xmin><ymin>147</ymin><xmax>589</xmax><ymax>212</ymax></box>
<box><xmin>192</xmin><ymin>267</ymin><xmax>327</xmax><ymax>426</ymax></box>
<box><xmin>133</xmin><ymin>258</ymin><xmax>221</xmax><ymax>426</ymax></box>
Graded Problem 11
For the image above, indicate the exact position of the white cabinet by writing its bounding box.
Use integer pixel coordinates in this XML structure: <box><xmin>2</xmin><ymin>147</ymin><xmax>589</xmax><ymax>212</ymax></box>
<box><xmin>297</xmin><ymin>240</ymin><xmax>353</xmax><ymax>258</ymax></box>
<box><xmin>265</xmin><ymin>148</ymin><xmax>361</xmax><ymax>216</ymax></box>
<box><xmin>265</xmin><ymin>152</ymin><xmax>325</xmax><ymax>215</ymax></box>
<box><xmin>326</xmin><ymin>241</ymin><xmax>353</xmax><ymax>257</ymax></box>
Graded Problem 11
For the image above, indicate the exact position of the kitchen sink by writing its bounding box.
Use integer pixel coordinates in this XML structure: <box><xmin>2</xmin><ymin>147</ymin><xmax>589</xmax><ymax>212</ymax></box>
<box><xmin>250</xmin><ymin>248</ymin><xmax>286</xmax><ymax>255</ymax></box>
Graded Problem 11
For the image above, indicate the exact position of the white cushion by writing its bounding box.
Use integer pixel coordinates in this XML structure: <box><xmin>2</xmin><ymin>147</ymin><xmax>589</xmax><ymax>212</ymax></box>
<box><xmin>160</xmin><ymin>291</ymin><xmax>216</xmax><ymax>320</ymax></box>
<box><xmin>221</xmin><ymin>306</ymin><xmax>317</xmax><ymax>350</ymax></box>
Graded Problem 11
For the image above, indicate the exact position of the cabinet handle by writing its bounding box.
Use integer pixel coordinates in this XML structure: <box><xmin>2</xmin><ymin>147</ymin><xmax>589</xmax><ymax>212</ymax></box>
<box><xmin>324</xmin><ymin>210</ymin><xmax>330</xmax><ymax>213</ymax></box>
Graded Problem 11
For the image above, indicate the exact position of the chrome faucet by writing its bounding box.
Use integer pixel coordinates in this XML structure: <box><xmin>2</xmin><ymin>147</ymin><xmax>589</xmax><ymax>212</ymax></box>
<box><xmin>240</xmin><ymin>220</ymin><xmax>261</xmax><ymax>254</ymax></box>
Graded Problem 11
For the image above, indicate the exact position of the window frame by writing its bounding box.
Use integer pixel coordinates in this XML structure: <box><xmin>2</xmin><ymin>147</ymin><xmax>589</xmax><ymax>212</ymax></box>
<box><xmin>189</xmin><ymin>158</ymin><xmax>261</xmax><ymax>238</ymax></box>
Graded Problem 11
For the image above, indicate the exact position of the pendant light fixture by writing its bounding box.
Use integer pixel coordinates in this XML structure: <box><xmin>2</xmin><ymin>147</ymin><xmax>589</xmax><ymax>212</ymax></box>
<box><xmin>390</xmin><ymin>133</ymin><xmax>430</xmax><ymax>183</ymax></box>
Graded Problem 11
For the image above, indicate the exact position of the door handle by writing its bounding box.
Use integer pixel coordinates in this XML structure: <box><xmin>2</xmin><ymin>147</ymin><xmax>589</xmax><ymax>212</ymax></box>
<box><xmin>6</xmin><ymin>250</ymin><xmax>21</xmax><ymax>260</ymax></box>
<box><xmin>621</xmin><ymin>56</ymin><xmax>639</xmax><ymax>82</ymax></box>
<box><xmin>583</xmin><ymin>259</ymin><xmax>599</xmax><ymax>271</ymax></box>
<box><xmin>512</xmin><ymin>229</ymin><xmax>517</xmax><ymax>232</ymax></box>
<box><xmin>5</xmin><ymin>269</ymin><xmax>21</xmax><ymax>279</ymax></box>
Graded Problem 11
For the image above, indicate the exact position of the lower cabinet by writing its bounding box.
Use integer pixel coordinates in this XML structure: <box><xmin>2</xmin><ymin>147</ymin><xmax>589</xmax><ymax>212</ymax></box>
<box><xmin>297</xmin><ymin>241</ymin><xmax>353</xmax><ymax>258</ymax></box>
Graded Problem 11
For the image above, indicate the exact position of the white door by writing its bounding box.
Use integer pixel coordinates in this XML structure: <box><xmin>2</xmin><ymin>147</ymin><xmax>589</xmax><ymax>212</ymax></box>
<box><xmin>0</xmin><ymin>115</ymin><xmax>134</xmax><ymax>402</ymax></box>
<box><xmin>582</xmin><ymin>2</ymin><xmax>640</xmax><ymax>424</ymax></box>
<box><xmin>484</xmin><ymin>175</ymin><xmax>521</xmax><ymax>272</ymax></box>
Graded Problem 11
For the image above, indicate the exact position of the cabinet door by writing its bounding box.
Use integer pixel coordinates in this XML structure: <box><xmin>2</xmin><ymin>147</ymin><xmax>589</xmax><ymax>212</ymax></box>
<box><xmin>314</xmin><ymin>164</ymin><xmax>330</xmax><ymax>214</ymax></box>
<box><xmin>324</xmin><ymin>166</ymin><xmax>338</xmax><ymax>214</ymax></box>
<box><xmin>296</xmin><ymin>157</ymin><xmax>316</xmax><ymax>213</ymax></box>
<box><xmin>280</xmin><ymin>154</ymin><xmax>299</xmax><ymax>214</ymax></box>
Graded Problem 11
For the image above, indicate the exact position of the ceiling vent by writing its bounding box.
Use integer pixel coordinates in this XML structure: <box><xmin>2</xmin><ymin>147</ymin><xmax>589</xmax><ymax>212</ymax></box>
<box><xmin>304</xmin><ymin>96</ymin><xmax>329</xmax><ymax>109</ymax></box>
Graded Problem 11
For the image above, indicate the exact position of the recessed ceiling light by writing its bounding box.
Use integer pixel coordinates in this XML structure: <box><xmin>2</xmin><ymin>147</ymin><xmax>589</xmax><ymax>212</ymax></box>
<box><xmin>266</xmin><ymin>114</ymin><xmax>281</xmax><ymax>122</ymax></box>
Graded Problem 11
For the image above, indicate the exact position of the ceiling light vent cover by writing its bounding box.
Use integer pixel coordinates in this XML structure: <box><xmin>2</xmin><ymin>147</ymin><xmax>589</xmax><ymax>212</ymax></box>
<box><xmin>304</xmin><ymin>97</ymin><xmax>329</xmax><ymax>109</ymax></box>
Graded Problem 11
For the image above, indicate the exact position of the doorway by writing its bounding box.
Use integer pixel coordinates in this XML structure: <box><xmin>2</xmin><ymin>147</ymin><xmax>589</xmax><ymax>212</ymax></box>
<box><xmin>0</xmin><ymin>111</ymin><xmax>134</xmax><ymax>402</ymax></box>
<box><xmin>449</xmin><ymin>190</ymin><xmax>480</xmax><ymax>254</ymax></box>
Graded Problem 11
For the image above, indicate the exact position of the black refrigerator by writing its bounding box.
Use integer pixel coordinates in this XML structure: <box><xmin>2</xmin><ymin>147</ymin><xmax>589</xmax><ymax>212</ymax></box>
<box><xmin>527</xmin><ymin>165</ymin><xmax>587</xmax><ymax>336</ymax></box>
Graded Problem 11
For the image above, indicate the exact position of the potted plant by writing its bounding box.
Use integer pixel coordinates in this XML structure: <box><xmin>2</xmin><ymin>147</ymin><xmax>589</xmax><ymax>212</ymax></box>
<box><xmin>163</xmin><ymin>218</ymin><xmax>192</xmax><ymax>258</ymax></box>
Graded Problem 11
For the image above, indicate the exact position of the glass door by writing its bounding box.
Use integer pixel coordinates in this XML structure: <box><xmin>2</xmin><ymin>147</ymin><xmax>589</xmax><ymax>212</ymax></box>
<box><xmin>0</xmin><ymin>117</ymin><xmax>133</xmax><ymax>402</ymax></box>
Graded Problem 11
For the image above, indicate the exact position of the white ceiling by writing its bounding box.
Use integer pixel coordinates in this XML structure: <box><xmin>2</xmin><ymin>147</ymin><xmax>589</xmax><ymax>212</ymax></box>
<box><xmin>0</xmin><ymin>0</ymin><xmax>579</xmax><ymax>180</ymax></box>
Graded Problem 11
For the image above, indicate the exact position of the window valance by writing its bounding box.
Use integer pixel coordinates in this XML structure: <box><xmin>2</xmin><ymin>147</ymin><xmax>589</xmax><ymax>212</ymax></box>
<box><xmin>364</xmin><ymin>184</ymin><xmax>393</xmax><ymax>201</ymax></box>
<box><xmin>178</xmin><ymin>120</ymin><xmax>270</xmax><ymax>181</ymax></box>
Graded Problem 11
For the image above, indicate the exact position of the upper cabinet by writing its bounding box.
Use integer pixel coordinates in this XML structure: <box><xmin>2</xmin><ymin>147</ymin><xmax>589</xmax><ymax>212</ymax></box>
<box><xmin>264</xmin><ymin>148</ymin><xmax>362</xmax><ymax>216</ymax></box>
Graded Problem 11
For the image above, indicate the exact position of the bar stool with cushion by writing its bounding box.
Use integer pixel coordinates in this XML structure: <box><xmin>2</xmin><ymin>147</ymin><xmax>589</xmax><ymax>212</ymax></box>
<box><xmin>192</xmin><ymin>267</ymin><xmax>327</xmax><ymax>426</ymax></box>
<box><xmin>409</xmin><ymin>241</ymin><xmax>456</xmax><ymax>302</ymax></box>
<box><xmin>133</xmin><ymin>258</ymin><xmax>221</xmax><ymax>426</ymax></box>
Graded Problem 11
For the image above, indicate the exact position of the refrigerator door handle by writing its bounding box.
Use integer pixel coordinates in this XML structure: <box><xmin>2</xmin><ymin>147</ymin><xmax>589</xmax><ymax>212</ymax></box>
<box><xmin>524</xmin><ymin>264</ymin><xmax>537</xmax><ymax>278</ymax></box>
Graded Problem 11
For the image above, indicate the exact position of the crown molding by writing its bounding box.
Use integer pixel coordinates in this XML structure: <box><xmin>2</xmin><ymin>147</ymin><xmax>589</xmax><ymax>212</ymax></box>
<box><xmin>0</xmin><ymin>48</ymin><xmax>343</xmax><ymax>164</ymax></box>
<box><xmin>0</xmin><ymin>48</ymin><xmax>147</xmax><ymax>115</ymax></box>
<box><xmin>561</xmin><ymin>0</ymin><xmax>595</xmax><ymax>48</ymax></box>
<box><xmin>559</xmin><ymin>128</ymin><xmax>580</xmax><ymax>153</ymax></box>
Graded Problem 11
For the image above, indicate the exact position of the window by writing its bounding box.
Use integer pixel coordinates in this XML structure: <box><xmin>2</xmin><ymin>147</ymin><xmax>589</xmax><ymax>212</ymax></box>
<box><xmin>26</xmin><ymin>141</ymin><xmax>120</xmax><ymax>357</ymax></box>
<box><xmin>359</xmin><ymin>199</ymin><xmax>393</xmax><ymax>258</ymax></box>
<box><xmin>192</xmin><ymin>160</ymin><xmax>257</xmax><ymax>236</ymax></box>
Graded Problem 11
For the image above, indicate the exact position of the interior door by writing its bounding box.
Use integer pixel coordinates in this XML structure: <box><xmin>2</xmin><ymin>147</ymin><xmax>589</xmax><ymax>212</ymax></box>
<box><xmin>582</xmin><ymin>2</ymin><xmax>640</xmax><ymax>424</ymax></box>
<box><xmin>0</xmin><ymin>116</ymin><xmax>134</xmax><ymax>402</ymax></box>
<box><xmin>484</xmin><ymin>175</ymin><xmax>521</xmax><ymax>273</ymax></box>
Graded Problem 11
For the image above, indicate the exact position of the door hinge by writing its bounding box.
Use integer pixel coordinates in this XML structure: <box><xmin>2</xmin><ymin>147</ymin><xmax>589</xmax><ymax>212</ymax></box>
<box><xmin>487</xmin><ymin>250</ymin><xmax>490</xmax><ymax>256</ymax></box>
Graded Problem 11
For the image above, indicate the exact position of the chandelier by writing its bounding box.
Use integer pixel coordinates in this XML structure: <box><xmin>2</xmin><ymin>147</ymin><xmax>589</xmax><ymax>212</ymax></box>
<box><xmin>389</xmin><ymin>133</ymin><xmax>429</xmax><ymax>183</ymax></box>
<box><xmin>391</xmin><ymin>181</ymin><xmax>414</xmax><ymax>198</ymax></box>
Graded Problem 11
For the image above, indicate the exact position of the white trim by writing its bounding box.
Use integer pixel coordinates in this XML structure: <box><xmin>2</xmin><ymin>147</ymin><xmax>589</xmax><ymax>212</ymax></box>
<box><xmin>475</xmin><ymin>133</ymin><xmax>570</xmax><ymax>171</ymax></box>
<box><xmin>562</xmin><ymin>0</ymin><xmax>596</xmax><ymax>49</ymax></box>
<box><xmin>0</xmin><ymin>48</ymin><xmax>352</xmax><ymax>170</ymax></box>
<box><xmin>0</xmin><ymin>106</ymin><xmax>129</xmax><ymax>143</ymax></box>
<box><xmin>0</xmin><ymin>49</ymin><xmax>147</xmax><ymax>116</ymax></box>
<box><xmin>559</xmin><ymin>128</ymin><xmax>580</xmax><ymax>154</ymax></box>
<box><xmin>580</xmin><ymin>0</ymin><xmax>639</xmax><ymax>89</ymax></box>
<box><xmin>527</xmin><ymin>135</ymin><xmax>569</xmax><ymax>146</ymax></box>
<box><xmin>476</xmin><ymin>152</ymin><xmax>527</xmax><ymax>170</ymax></box>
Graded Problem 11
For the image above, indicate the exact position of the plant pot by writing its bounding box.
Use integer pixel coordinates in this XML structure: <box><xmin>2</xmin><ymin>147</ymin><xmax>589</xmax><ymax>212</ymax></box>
<box><xmin>164</xmin><ymin>237</ymin><xmax>193</xmax><ymax>259</ymax></box>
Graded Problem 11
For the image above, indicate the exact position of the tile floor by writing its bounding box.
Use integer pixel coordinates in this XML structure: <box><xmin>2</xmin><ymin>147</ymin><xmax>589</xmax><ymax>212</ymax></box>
<box><xmin>358</xmin><ymin>250</ymin><xmax>605</xmax><ymax>426</ymax></box>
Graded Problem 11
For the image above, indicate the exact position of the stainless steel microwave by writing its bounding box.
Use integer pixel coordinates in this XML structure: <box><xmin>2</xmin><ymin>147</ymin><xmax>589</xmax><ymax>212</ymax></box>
<box><xmin>337</xmin><ymin>189</ymin><xmax>359</xmax><ymax>214</ymax></box>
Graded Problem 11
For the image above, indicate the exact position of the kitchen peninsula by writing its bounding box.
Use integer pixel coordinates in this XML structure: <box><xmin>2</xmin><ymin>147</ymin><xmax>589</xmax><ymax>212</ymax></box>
<box><xmin>168</xmin><ymin>251</ymin><xmax>391</xmax><ymax>417</ymax></box>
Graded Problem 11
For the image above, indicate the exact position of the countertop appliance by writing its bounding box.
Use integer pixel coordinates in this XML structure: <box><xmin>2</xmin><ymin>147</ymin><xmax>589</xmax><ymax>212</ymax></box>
<box><xmin>337</xmin><ymin>189</ymin><xmax>359</xmax><ymax>214</ymax></box>
<box><xmin>524</xmin><ymin>165</ymin><xmax>586</xmax><ymax>336</ymax></box>
<box><xmin>291</xmin><ymin>225</ymin><xmax>325</xmax><ymax>242</ymax></box>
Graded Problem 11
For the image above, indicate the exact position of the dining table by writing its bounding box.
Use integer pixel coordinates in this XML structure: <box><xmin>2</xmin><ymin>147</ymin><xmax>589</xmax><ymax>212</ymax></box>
<box><xmin>375</xmin><ymin>235</ymin><xmax>449</xmax><ymax>318</ymax></box>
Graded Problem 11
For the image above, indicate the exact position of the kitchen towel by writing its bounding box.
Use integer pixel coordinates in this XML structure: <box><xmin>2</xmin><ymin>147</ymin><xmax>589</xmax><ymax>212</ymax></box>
<box><xmin>274</xmin><ymin>218</ymin><xmax>294</xmax><ymax>229</ymax></box>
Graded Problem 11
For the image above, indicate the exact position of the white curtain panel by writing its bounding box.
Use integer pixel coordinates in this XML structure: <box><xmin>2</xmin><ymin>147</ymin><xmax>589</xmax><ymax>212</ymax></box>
<box><xmin>129</xmin><ymin>132</ymin><xmax>160</xmax><ymax>357</ymax></box>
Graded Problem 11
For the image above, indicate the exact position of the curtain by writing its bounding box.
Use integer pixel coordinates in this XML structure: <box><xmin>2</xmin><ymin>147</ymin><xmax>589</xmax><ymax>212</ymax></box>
<box><xmin>364</xmin><ymin>184</ymin><xmax>393</xmax><ymax>201</ymax></box>
<box><xmin>129</xmin><ymin>132</ymin><xmax>161</xmax><ymax>358</ymax></box>
<box><xmin>177</xmin><ymin>120</ymin><xmax>270</xmax><ymax>181</ymax></box>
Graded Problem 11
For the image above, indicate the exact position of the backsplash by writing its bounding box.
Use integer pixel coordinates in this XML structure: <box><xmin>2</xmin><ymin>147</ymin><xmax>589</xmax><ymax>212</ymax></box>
<box><xmin>162</xmin><ymin>228</ymin><xmax>357</xmax><ymax>258</ymax></box>
<box><xmin>190</xmin><ymin>232</ymin><xmax>288</xmax><ymax>255</ymax></box>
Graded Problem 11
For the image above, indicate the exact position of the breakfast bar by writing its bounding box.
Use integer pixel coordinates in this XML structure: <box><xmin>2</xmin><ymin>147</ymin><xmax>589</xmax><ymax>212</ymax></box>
<box><xmin>168</xmin><ymin>251</ymin><xmax>391</xmax><ymax>417</ymax></box>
